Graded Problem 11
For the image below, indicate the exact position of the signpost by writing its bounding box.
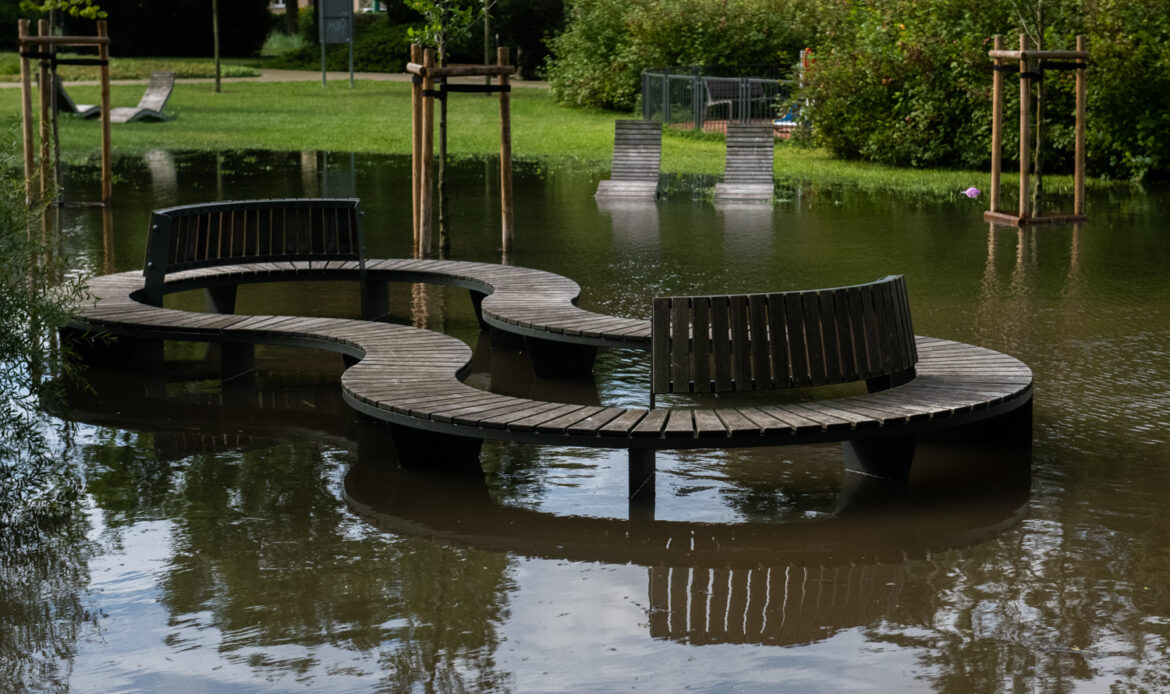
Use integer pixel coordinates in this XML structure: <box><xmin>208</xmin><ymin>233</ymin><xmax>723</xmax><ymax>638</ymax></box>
<box><xmin>319</xmin><ymin>0</ymin><xmax>354</xmax><ymax>87</ymax></box>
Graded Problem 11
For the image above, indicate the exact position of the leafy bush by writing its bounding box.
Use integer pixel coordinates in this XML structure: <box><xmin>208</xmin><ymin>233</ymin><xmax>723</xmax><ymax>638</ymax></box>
<box><xmin>268</xmin><ymin>14</ymin><xmax>416</xmax><ymax>72</ymax></box>
<box><xmin>801</xmin><ymin>0</ymin><xmax>1170</xmax><ymax>179</ymax></box>
<box><xmin>547</xmin><ymin>0</ymin><xmax>816</xmax><ymax>111</ymax></box>
<box><xmin>260</xmin><ymin>30</ymin><xmax>309</xmax><ymax>58</ymax></box>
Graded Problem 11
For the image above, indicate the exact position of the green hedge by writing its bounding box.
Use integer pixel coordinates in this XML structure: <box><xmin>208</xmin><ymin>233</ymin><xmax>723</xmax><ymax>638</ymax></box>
<box><xmin>269</xmin><ymin>12</ymin><xmax>416</xmax><ymax>73</ymax></box>
<box><xmin>546</xmin><ymin>0</ymin><xmax>816</xmax><ymax>111</ymax></box>
<box><xmin>547</xmin><ymin>0</ymin><xmax>1170</xmax><ymax>180</ymax></box>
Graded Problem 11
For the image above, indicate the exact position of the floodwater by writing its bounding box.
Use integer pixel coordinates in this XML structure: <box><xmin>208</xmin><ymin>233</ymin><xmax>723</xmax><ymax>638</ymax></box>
<box><xmin>10</xmin><ymin>149</ymin><xmax>1170</xmax><ymax>692</ymax></box>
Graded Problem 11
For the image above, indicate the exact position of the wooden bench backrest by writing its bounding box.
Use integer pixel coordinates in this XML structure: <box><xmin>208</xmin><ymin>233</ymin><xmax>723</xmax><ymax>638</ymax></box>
<box><xmin>142</xmin><ymin>198</ymin><xmax>363</xmax><ymax>306</ymax></box>
<box><xmin>651</xmin><ymin>275</ymin><xmax>917</xmax><ymax>399</ymax></box>
<box><xmin>610</xmin><ymin>120</ymin><xmax>662</xmax><ymax>182</ymax></box>
<box><xmin>723</xmin><ymin>123</ymin><xmax>774</xmax><ymax>185</ymax></box>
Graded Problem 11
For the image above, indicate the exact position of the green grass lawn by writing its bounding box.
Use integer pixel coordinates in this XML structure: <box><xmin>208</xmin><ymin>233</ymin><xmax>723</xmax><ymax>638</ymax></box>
<box><xmin>0</xmin><ymin>53</ymin><xmax>260</xmax><ymax>81</ymax></box>
<box><xmin>0</xmin><ymin>77</ymin><xmax>1090</xmax><ymax>198</ymax></box>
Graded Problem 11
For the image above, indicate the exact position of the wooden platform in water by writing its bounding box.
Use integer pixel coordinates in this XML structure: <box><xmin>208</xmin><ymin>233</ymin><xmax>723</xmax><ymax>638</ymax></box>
<box><xmin>71</xmin><ymin>260</ymin><xmax>1032</xmax><ymax>453</ymax></box>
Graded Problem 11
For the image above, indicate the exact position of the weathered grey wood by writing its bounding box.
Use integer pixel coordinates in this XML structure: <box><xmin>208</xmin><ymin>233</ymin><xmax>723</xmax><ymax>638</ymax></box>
<box><xmin>715</xmin><ymin>124</ymin><xmax>774</xmax><ymax>203</ymax></box>
<box><xmin>73</xmin><ymin>247</ymin><xmax>1032</xmax><ymax>491</ymax></box>
<box><xmin>597</xmin><ymin>120</ymin><xmax>661</xmax><ymax>200</ymax></box>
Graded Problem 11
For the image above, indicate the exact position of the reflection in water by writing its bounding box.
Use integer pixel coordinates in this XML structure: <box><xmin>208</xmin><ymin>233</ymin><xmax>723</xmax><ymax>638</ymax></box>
<box><xmin>38</xmin><ymin>151</ymin><xmax>1170</xmax><ymax>689</ymax></box>
<box><xmin>596</xmin><ymin>198</ymin><xmax>660</xmax><ymax>253</ymax></box>
<box><xmin>716</xmin><ymin>201</ymin><xmax>774</xmax><ymax>260</ymax></box>
<box><xmin>69</xmin><ymin>360</ymin><xmax>513</xmax><ymax>691</ymax></box>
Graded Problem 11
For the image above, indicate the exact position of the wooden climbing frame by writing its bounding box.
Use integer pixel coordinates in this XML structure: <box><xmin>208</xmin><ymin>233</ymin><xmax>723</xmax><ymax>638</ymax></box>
<box><xmin>18</xmin><ymin>19</ymin><xmax>113</xmax><ymax>206</ymax></box>
<box><xmin>985</xmin><ymin>34</ymin><xmax>1088</xmax><ymax>227</ymax></box>
<box><xmin>406</xmin><ymin>44</ymin><xmax>516</xmax><ymax>255</ymax></box>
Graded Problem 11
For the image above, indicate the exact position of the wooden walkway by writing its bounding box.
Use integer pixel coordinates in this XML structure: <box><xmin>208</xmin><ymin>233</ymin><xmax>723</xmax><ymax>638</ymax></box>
<box><xmin>72</xmin><ymin>260</ymin><xmax>1033</xmax><ymax>464</ymax></box>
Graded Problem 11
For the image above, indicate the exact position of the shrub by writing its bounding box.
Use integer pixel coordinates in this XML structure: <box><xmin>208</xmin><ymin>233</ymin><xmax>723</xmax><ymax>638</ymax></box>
<box><xmin>801</xmin><ymin>0</ymin><xmax>1170</xmax><ymax>179</ymax></box>
<box><xmin>547</xmin><ymin>0</ymin><xmax>816</xmax><ymax>111</ymax></box>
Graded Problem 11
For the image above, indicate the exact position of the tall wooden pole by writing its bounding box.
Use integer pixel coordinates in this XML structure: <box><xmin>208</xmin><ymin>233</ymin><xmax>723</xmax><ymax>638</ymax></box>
<box><xmin>989</xmin><ymin>35</ymin><xmax>1003</xmax><ymax>214</ymax></box>
<box><xmin>410</xmin><ymin>43</ymin><xmax>422</xmax><ymax>252</ymax></box>
<box><xmin>1018</xmin><ymin>34</ymin><xmax>1030</xmax><ymax>220</ymax></box>
<box><xmin>38</xmin><ymin>20</ymin><xmax>52</xmax><ymax>201</ymax></box>
<box><xmin>98</xmin><ymin>20</ymin><xmax>112</xmax><ymax>205</ymax></box>
<box><xmin>498</xmin><ymin>46</ymin><xmax>514</xmax><ymax>254</ymax></box>
<box><xmin>1074</xmin><ymin>35</ymin><xmax>1086</xmax><ymax>217</ymax></box>
<box><xmin>18</xmin><ymin>20</ymin><xmax>36</xmax><ymax>204</ymax></box>
<box><xmin>420</xmin><ymin>48</ymin><xmax>435</xmax><ymax>256</ymax></box>
<box><xmin>212</xmin><ymin>0</ymin><xmax>222</xmax><ymax>93</ymax></box>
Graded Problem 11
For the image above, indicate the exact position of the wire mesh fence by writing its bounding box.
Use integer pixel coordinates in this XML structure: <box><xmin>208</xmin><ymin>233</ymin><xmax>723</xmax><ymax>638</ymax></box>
<box><xmin>642</xmin><ymin>67</ymin><xmax>795</xmax><ymax>133</ymax></box>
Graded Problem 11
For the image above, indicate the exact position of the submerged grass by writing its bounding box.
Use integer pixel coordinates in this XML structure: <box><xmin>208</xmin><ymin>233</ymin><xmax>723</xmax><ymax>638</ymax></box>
<box><xmin>0</xmin><ymin>77</ymin><xmax>1097</xmax><ymax>198</ymax></box>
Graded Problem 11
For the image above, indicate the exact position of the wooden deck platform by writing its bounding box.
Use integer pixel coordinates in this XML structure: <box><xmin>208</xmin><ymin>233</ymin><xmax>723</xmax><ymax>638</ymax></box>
<box><xmin>70</xmin><ymin>260</ymin><xmax>1033</xmax><ymax>479</ymax></box>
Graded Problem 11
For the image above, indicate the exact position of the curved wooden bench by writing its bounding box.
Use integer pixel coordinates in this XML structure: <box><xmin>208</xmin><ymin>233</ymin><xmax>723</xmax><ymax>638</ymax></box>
<box><xmin>68</xmin><ymin>198</ymin><xmax>1033</xmax><ymax>498</ymax></box>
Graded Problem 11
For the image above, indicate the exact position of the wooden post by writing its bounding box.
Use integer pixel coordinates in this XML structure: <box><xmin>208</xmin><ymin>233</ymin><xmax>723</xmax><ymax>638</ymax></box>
<box><xmin>18</xmin><ymin>20</ymin><xmax>36</xmax><ymax>203</ymax></box>
<box><xmin>420</xmin><ymin>48</ymin><xmax>435</xmax><ymax>256</ymax></box>
<box><xmin>1074</xmin><ymin>34</ymin><xmax>1086</xmax><ymax>217</ymax></box>
<box><xmin>498</xmin><ymin>46</ymin><xmax>514</xmax><ymax>253</ymax></box>
<box><xmin>410</xmin><ymin>43</ymin><xmax>422</xmax><ymax>252</ymax></box>
<box><xmin>98</xmin><ymin>20</ymin><xmax>112</xmax><ymax>206</ymax></box>
<box><xmin>38</xmin><ymin>20</ymin><xmax>52</xmax><ymax>201</ymax></box>
<box><xmin>989</xmin><ymin>35</ymin><xmax>1003</xmax><ymax>214</ymax></box>
<box><xmin>1018</xmin><ymin>33</ymin><xmax>1030</xmax><ymax>219</ymax></box>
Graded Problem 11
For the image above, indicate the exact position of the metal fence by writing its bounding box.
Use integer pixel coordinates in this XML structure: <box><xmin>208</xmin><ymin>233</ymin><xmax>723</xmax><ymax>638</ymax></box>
<box><xmin>642</xmin><ymin>67</ymin><xmax>794</xmax><ymax>132</ymax></box>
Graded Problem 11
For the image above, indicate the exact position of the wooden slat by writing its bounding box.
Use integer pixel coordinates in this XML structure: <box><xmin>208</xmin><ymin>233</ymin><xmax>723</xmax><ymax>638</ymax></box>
<box><xmin>670</xmin><ymin>297</ymin><xmax>691</xmax><ymax>393</ymax></box>
<box><xmin>729</xmin><ymin>295</ymin><xmax>751</xmax><ymax>391</ymax></box>
<box><xmin>818</xmin><ymin>290</ymin><xmax>843</xmax><ymax>384</ymax></box>
<box><xmin>765</xmin><ymin>293</ymin><xmax>791</xmax><ymax>388</ymax></box>
<box><xmin>784</xmin><ymin>292</ymin><xmax>809</xmax><ymax>387</ymax></box>
<box><xmin>748</xmin><ymin>294</ymin><xmax>771</xmax><ymax>389</ymax></box>
<box><xmin>651</xmin><ymin>298</ymin><xmax>671</xmax><ymax>394</ymax></box>
<box><xmin>692</xmin><ymin>296</ymin><xmax>711</xmax><ymax>393</ymax></box>
<box><xmin>833</xmin><ymin>290</ymin><xmax>858</xmax><ymax>380</ymax></box>
<box><xmin>710</xmin><ymin>297</ymin><xmax>732</xmax><ymax>391</ymax></box>
<box><xmin>801</xmin><ymin>292</ymin><xmax>826</xmax><ymax>385</ymax></box>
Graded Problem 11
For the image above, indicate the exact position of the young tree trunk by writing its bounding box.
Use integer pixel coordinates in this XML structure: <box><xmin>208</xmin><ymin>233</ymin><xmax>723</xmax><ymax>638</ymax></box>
<box><xmin>1030</xmin><ymin>3</ymin><xmax>1044</xmax><ymax>216</ymax></box>
<box><xmin>439</xmin><ymin>39</ymin><xmax>450</xmax><ymax>255</ymax></box>
<box><xmin>212</xmin><ymin>0</ymin><xmax>222</xmax><ymax>94</ymax></box>
<box><xmin>285</xmin><ymin>0</ymin><xmax>300</xmax><ymax>35</ymax></box>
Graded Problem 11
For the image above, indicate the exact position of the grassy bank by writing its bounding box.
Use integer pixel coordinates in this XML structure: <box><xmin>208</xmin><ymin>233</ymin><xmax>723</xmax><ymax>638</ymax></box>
<box><xmin>0</xmin><ymin>53</ymin><xmax>259</xmax><ymax>81</ymax></box>
<box><xmin>0</xmin><ymin>77</ymin><xmax>1091</xmax><ymax>198</ymax></box>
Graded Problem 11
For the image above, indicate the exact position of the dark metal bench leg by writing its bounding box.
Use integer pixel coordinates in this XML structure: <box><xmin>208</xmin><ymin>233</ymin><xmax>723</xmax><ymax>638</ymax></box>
<box><xmin>469</xmin><ymin>290</ymin><xmax>489</xmax><ymax>331</ymax></box>
<box><xmin>490</xmin><ymin>327</ymin><xmax>525</xmax><ymax>351</ymax></box>
<box><xmin>205</xmin><ymin>285</ymin><xmax>237</xmax><ymax>314</ymax></box>
<box><xmin>629</xmin><ymin>448</ymin><xmax>656</xmax><ymax>523</ymax></box>
<box><xmin>361</xmin><ymin>279</ymin><xmax>389</xmax><ymax>321</ymax></box>
<box><xmin>220</xmin><ymin>343</ymin><xmax>256</xmax><ymax>407</ymax></box>
<box><xmin>524</xmin><ymin>336</ymin><xmax>597</xmax><ymax>378</ymax></box>
<box><xmin>386</xmin><ymin>423</ymin><xmax>483</xmax><ymax>469</ymax></box>
<box><xmin>841</xmin><ymin>434</ymin><xmax>917</xmax><ymax>483</ymax></box>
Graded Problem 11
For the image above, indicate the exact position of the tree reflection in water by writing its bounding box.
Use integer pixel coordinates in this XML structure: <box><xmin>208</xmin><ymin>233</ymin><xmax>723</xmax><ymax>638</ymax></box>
<box><xmin>69</xmin><ymin>353</ymin><xmax>514</xmax><ymax>691</ymax></box>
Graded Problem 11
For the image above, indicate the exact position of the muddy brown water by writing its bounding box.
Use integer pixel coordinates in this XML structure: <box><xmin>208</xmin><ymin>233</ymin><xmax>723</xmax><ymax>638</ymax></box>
<box><xmin>13</xmin><ymin>150</ymin><xmax>1170</xmax><ymax>692</ymax></box>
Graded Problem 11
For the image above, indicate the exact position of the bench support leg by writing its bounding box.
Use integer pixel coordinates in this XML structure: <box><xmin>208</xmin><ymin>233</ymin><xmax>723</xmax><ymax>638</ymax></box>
<box><xmin>629</xmin><ymin>446</ymin><xmax>656</xmax><ymax>502</ymax></box>
<box><xmin>220</xmin><ymin>342</ymin><xmax>255</xmax><ymax>384</ymax></box>
<box><xmin>469</xmin><ymin>291</ymin><xmax>489</xmax><ymax>332</ymax></box>
<box><xmin>361</xmin><ymin>279</ymin><xmax>389</xmax><ymax>321</ymax></box>
<box><xmin>841</xmin><ymin>434</ymin><xmax>917</xmax><ymax>484</ymax></box>
<box><xmin>205</xmin><ymin>285</ymin><xmax>237</xmax><ymax>314</ymax></box>
<box><xmin>386</xmin><ymin>423</ymin><xmax>483</xmax><ymax>470</ymax></box>
<box><xmin>490</xmin><ymin>327</ymin><xmax>525</xmax><ymax>351</ymax></box>
<box><xmin>524</xmin><ymin>337</ymin><xmax>597</xmax><ymax>378</ymax></box>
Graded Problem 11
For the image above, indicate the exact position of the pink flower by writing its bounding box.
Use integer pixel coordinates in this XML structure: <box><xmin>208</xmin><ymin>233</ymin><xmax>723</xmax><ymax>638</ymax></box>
<box><xmin>962</xmin><ymin>187</ymin><xmax>981</xmax><ymax>199</ymax></box>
